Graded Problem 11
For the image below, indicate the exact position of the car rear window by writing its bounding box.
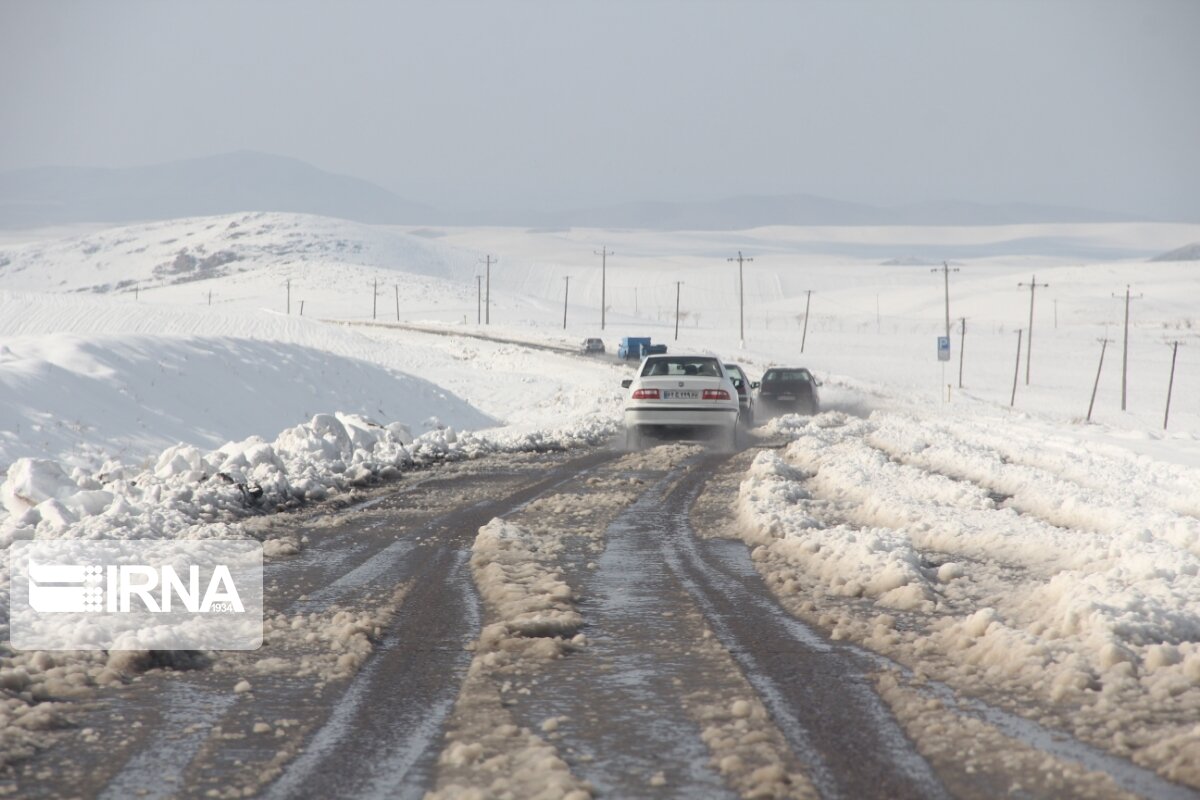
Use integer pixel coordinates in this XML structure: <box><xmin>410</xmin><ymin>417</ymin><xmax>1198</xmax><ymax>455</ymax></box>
<box><xmin>641</xmin><ymin>356</ymin><xmax>723</xmax><ymax>377</ymax></box>
<box><xmin>764</xmin><ymin>370</ymin><xmax>811</xmax><ymax>382</ymax></box>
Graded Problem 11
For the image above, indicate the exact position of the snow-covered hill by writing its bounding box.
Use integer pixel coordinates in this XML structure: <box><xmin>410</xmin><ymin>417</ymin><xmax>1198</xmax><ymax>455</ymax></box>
<box><xmin>0</xmin><ymin>151</ymin><xmax>435</xmax><ymax>228</ymax></box>
<box><xmin>0</xmin><ymin>211</ymin><xmax>478</xmax><ymax>295</ymax></box>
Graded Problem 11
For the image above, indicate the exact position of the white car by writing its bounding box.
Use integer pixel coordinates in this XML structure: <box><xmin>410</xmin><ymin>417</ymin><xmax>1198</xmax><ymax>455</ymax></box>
<box><xmin>621</xmin><ymin>354</ymin><xmax>740</xmax><ymax>450</ymax></box>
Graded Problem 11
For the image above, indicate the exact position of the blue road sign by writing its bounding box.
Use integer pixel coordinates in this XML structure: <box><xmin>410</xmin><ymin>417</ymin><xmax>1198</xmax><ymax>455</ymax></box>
<box><xmin>937</xmin><ymin>336</ymin><xmax>951</xmax><ymax>361</ymax></box>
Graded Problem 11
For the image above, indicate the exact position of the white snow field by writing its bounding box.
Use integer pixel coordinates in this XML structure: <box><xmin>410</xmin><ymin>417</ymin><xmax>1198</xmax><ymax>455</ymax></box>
<box><xmin>1</xmin><ymin>211</ymin><xmax>1199</xmax><ymax>781</ymax></box>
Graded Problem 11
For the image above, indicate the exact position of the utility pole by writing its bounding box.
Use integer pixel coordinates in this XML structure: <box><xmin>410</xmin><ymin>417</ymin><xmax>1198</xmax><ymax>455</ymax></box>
<box><xmin>957</xmin><ymin>317</ymin><xmax>967</xmax><ymax>388</ymax></box>
<box><xmin>208</xmin><ymin>290</ymin><xmax>212</xmax><ymax>307</ymax></box>
<box><xmin>372</xmin><ymin>278</ymin><xmax>378</xmax><ymax>320</ymax></box>
<box><xmin>1087</xmin><ymin>337</ymin><xmax>1111</xmax><ymax>422</ymax></box>
<box><xmin>674</xmin><ymin>281</ymin><xmax>682</xmax><ymax>341</ymax></box>
<box><xmin>594</xmin><ymin>247</ymin><xmax>611</xmax><ymax>330</ymax></box>
<box><xmin>480</xmin><ymin>255</ymin><xmax>495</xmax><ymax>324</ymax></box>
<box><xmin>394</xmin><ymin>284</ymin><xmax>400</xmax><ymax>321</ymax></box>
<box><xmin>1017</xmin><ymin>275</ymin><xmax>1049</xmax><ymax>384</ymax></box>
<box><xmin>1011</xmin><ymin>329</ymin><xmax>1023</xmax><ymax>407</ymax></box>
<box><xmin>135</xmin><ymin>282</ymin><xmax>139</xmax><ymax>301</ymax></box>
<box><xmin>299</xmin><ymin>300</ymin><xmax>305</xmax><ymax>317</ymax></box>
<box><xmin>476</xmin><ymin>275</ymin><xmax>482</xmax><ymax>324</ymax></box>
<box><xmin>1112</xmin><ymin>285</ymin><xmax>1143</xmax><ymax>410</ymax></box>
<box><xmin>800</xmin><ymin>290</ymin><xmax>813</xmax><ymax>353</ymax></box>
<box><xmin>1164</xmin><ymin>341</ymin><xmax>1183</xmax><ymax>430</ymax></box>
<box><xmin>931</xmin><ymin>261</ymin><xmax>959</xmax><ymax>341</ymax></box>
<box><xmin>728</xmin><ymin>251</ymin><xmax>753</xmax><ymax>346</ymax></box>
<box><xmin>286</xmin><ymin>279</ymin><xmax>290</xmax><ymax>315</ymax></box>
<box><xmin>562</xmin><ymin>276</ymin><xmax>570</xmax><ymax>329</ymax></box>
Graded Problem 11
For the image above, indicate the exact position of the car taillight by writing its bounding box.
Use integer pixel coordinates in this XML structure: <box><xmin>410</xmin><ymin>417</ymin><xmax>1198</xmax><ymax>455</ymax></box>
<box><xmin>702</xmin><ymin>389</ymin><xmax>730</xmax><ymax>400</ymax></box>
<box><xmin>632</xmin><ymin>388</ymin><xmax>660</xmax><ymax>399</ymax></box>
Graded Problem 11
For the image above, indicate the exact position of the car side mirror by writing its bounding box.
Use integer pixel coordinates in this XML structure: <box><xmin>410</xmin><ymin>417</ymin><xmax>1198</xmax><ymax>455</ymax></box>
<box><xmin>731</xmin><ymin>378</ymin><xmax>743</xmax><ymax>389</ymax></box>
<box><xmin>750</xmin><ymin>381</ymin><xmax>760</xmax><ymax>389</ymax></box>
<box><xmin>621</xmin><ymin>379</ymin><xmax>632</xmax><ymax>389</ymax></box>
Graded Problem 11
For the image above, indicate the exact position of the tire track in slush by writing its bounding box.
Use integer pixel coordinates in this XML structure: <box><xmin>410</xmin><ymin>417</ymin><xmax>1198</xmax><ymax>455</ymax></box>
<box><xmin>519</xmin><ymin>453</ymin><xmax>947</xmax><ymax>799</ymax></box>
<box><xmin>663</xmin><ymin>455</ymin><xmax>950</xmax><ymax>800</ymax></box>
<box><xmin>709</xmin><ymin>442</ymin><xmax>1200</xmax><ymax>800</ymax></box>
<box><xmin>261</xmin><ymin>448</ymin><xmax>620</xmax><ymax>800</ymax></box>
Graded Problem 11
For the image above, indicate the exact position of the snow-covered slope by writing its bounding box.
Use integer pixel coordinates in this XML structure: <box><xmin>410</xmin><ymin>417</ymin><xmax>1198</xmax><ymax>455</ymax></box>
<box><xmin>0</xmin><ymin>211</ymin><xmax>478</xmax><ymax>294</ymax></box>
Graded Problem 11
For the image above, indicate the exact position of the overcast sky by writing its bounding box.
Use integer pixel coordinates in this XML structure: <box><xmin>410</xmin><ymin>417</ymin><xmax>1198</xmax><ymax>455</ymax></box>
<box><xmin>2</xmin><ymin>0</ymin><xmax>1197</xmax><ymax>219</ymax></box>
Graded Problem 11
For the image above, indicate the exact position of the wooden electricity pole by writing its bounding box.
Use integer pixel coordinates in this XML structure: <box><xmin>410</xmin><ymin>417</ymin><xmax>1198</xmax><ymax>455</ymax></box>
<box><xmin>728</xmin><ymin>251</ymin><xmax>753</xmax><ymax>346</ymax></box>
<box><xmin>800</xmin><ymin>290</ymin><xmax>813</xmax><ymax>353</ymax></box>
<box><xmin>562</xmin><ymin>276</ymin><xmax>570</xmax><ymax>329</ymax></box>
<box><xmin>372</xmin><ymin>279</ymin><xmax>378</xmax><ymax>320</ymax></box>
<box><xmin>481</xmin><ymin>255</ymin><xmax>495</xmax><ymax>325</ymax></box>
<box><xmin>674</xmin><ymin>281</ymin><xmax>682</xmax><ymax>341</ymax></box>
<box><xmin>594</xmin><ymin>247</ymin><xmax>612</xmax><ymax>330</ymax></box>
<box><xmin>931</xmin><ymin>261</ymin><xmax>959</xmax><ymax>341</ymax></box>
<box><xmin>476</xmin><ymin>275</ymin><xmax>482</xmax><ymax>324</ymax></box>
<box><xmin>1011</xmin><ymin>329</ymin><xmax>1023</xmax><ymax>407</ymax></box>
<box><xmin>957</xmin><ymin>317</ymin><xmax>967</xmax><ymax>388</ymax></box>
<box><xmin>1164</xmin><ymin>340</ymin><xmax>1183</xmax><ymax>430</ymax></box>
<box><xmin>1017</xmin><ymin>275</ymin><xmax>1049</xmax><ymax>384</ymax></box>
<box><xmin>394</xmin><ymin>284</ymin><xmax>400</xmax><ymax>321</ymax></box>
<box><xmin>286</xmin><ymin>279</ymin><xmax>290</xmax><ymax>315</ymax></box>
<box><xmin>1112</xmin><ymin>285</ymin><xmax>1143</xmax><ymax>410</ymax></box>
<box><xmin>1087</xmin><ymin>338</ymin><xmax>1110</xmax><ymax>422</ymax></box>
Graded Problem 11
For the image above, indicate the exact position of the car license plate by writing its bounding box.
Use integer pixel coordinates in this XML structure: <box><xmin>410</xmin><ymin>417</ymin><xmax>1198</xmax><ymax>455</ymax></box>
<box><xmin>663</xmin><ymin>390</ymin><xmax>698</xmax><ymax>399</ymax></box>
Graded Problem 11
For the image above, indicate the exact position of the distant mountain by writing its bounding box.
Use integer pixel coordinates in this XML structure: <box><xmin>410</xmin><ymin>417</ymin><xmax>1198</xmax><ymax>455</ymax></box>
<box><xmin>0</xmin><ymin>151</ymin><xmax>1148</xmax><ymax>230</ymax></box>
<box><xmin>0</xmin><ymin>151</ymin><xmax>436</xmax><ymax>228</ymax></box>
<box><xmin>1149</xmin><ymin>242</ymin><xmax>1200</xmax><ymax>262</ymax></box>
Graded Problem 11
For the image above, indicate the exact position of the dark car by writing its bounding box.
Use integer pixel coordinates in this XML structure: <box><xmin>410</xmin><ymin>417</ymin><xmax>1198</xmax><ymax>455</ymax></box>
<box><xmin>757</xmin><ymin>367</ymin><xmax>821</xmax><ymax>416</ymax></box>
<box><xmin>581</xmin><ymin>337</ymin><xmax>605</xmax><ymax>354</ymax></box>
<box><xmin>723</xmin><ymin>363</ymin><xmax>758</xmax><ymax>426</ymax></box>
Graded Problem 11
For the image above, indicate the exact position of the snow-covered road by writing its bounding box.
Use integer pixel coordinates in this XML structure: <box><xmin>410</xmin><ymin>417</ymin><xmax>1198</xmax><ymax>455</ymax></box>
<box><xmin>12</xmin><ymin>436</ymin><xmax>1196</xmax><ymax>799</ymax></box>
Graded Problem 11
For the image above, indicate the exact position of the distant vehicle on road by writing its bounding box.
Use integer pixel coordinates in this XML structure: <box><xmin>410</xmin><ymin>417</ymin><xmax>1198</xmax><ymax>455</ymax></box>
<box><xmin>757</xmin><ymin>367</ymin><xmax>821</xmax><ymax>416</ymax></box>
<box><xmin>581</xmin><ymin>337</ymin><xmax>605</xmax><ymax>354</ymax></box>
<box><xmin>723</xmin><ymin>363</ymin><xmax>758</xmax><ymax>427</ymax></box>
<box><xmin>621</xmin><ymin>354</ymin><xmax>740</xmax><ymax>450</ymax></box>
<box><xmin>617</xmin><ymin>337</ymin><xmax>667</xmax><ymax>359</ymax></box>
<box><xmin>617</xmin><ymin>337</ymin><xmax>651</xmax><ymax>359</ymax></box>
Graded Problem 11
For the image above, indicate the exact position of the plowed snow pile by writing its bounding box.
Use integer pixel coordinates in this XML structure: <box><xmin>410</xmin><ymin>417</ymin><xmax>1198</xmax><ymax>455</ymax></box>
<box><xmin>739</xmin><ymin>410</ymin><xmax>1200</xmax><ymax>783</ymax></box>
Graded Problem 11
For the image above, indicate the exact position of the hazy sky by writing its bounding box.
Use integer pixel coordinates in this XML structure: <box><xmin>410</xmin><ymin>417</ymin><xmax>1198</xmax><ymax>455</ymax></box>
<box><xmin>2</xmin><ymin>0</ymin><xmax>1198</xmax><ymax>219</ymax></box>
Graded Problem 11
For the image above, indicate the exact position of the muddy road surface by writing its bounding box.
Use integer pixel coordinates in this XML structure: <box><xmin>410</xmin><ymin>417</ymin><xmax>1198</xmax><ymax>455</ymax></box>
<box><xmin>8</xmin><ymin>439</ymin><xmax>1196</xmax><ymax>800</ymax></box>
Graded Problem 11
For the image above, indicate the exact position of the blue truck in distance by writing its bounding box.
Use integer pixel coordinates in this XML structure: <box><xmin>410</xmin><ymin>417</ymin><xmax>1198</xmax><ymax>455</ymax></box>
<box><xmin>617</xmin><ymin>337</ymin><xmax>668</xmax><ymax>359</ymax></box>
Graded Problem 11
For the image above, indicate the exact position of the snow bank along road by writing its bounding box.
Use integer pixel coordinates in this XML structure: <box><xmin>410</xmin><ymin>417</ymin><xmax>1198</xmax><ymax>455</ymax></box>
<box><xmin>8</xmin><ymin>426</ymin><xmax>1198</xmax><ymax>800</ymax></box>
